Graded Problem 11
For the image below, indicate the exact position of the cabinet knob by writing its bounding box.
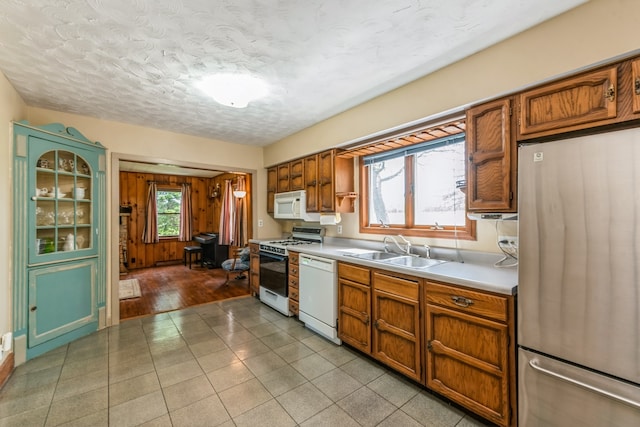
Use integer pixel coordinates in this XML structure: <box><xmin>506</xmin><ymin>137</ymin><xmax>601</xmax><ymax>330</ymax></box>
<box><xmin>31</xmin><ymin>196</ymin><xmax>37</xmax><ymax>201</ymax></box>
<box><xmin>30</xmin><ymin>306</ymin><xmax>37</xmax><ymax>312</ymax></box>
<box><xmin>605</xmin><ymin>84</ymin><xmax>615</xmax><ymax>102</ymax></box>
<box><xmin>635</xmin><ymin>78</ymin><xmax>640</xmax><ymax>95</ymax></box>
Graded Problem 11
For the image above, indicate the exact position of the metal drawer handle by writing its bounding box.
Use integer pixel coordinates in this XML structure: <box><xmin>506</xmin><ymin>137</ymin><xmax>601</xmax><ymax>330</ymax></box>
<box><xmin>451</xmin><ymin>295</ymin><xmax>474</xmax><ymax>307</ymax></box>
<box><xmin>529</xmin><ymin>359</ymin><xmax>640</xmax><ymax>410</ymax></box>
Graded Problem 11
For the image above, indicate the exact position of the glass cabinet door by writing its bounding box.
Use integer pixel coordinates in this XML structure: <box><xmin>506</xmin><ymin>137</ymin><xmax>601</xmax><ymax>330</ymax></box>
<box><xmin>31</xmin><ymin>145</ymin><xmax>97</xmax><ymax>263</ymax></box>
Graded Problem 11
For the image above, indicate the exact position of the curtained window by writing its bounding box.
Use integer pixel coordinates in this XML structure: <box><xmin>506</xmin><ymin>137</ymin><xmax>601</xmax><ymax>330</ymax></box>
<box><xmin>142</xmin><ymin>182</ymin><xmax>159</xmax><ymax>243</ymax></box>
<box><xmin>178</xmin><ymin>183</ymin><xmax>192</xmax><ymax>242</ymax></box>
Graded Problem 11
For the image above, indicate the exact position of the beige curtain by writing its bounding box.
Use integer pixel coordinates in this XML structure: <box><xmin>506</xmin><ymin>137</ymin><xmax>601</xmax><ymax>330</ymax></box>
<box><xmin>178</xmin><ymin>183</ymin><xmax>192</xmax><ymax>242</ymax></box>
<box><xmin>142</xmin><ymin>182</ymin><xmax>159</xmax><ymax>243</ymax></box>
<box><xmin>219</xmin><ymin>180</ymin><xmax>234</xmax><ymax>245</ymax></box>
<box><xmin>233</xmin><ymin>176</ymin><xmax>248</xmax><ymax>246</ymax></box>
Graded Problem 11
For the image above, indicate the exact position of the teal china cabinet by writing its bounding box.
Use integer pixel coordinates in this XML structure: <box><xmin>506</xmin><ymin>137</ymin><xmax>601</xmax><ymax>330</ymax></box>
<box><xmin>12</xmin><ymin>122</ymin><xmax>106</xmax><ymax>362</ymax></box>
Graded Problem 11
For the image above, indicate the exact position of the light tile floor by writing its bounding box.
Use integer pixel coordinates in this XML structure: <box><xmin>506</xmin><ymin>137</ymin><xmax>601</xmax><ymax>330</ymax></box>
<box><xmin>0</xmin><ymin>296</ymin><xmax>493</xmax><ymax>426</ymax></box>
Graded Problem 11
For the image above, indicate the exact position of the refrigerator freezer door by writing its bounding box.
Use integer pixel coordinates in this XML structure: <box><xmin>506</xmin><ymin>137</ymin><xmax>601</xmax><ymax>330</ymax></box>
<box><xmin>519</xmin><ymin>349</ymin><xmax>640</xmax><ymax>426</ymax></box>
<box><xmin>518</xmin><ymin>128</ymin><xmax>640</xmax><ymax>382</ymax></box>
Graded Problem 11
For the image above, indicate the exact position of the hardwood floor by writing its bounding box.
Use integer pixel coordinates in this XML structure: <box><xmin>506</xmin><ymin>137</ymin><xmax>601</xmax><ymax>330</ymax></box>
<box><xmin>119</xmin><ymin>263</ymin><xmax>250</xmax><ymax>320</ymax></box>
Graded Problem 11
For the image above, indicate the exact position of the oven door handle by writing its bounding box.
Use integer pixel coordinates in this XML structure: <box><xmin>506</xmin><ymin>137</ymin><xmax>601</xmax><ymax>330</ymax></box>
<box><xmin>259</xmin><ymin>252</ymin><xmax>287</xmax><ymax>262</ymax></box>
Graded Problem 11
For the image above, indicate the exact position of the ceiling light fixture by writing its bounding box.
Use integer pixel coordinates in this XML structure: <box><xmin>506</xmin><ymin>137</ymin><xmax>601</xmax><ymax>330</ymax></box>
<box><xmin>197</xmin><ymin>73</ymin><xmax>268</xmax><ymax>108</ymax></box>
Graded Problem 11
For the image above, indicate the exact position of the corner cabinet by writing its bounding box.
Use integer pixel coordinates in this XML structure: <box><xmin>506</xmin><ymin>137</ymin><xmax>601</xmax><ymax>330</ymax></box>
<box><xmin>12</xmin><ymin>122</ymin><xmax>107</xmax><ymax>362</ymax></box>
<box><xmin>466</xmin><ymin>97</ymin><xmax>517</xmax><ymax>213</ymax></box>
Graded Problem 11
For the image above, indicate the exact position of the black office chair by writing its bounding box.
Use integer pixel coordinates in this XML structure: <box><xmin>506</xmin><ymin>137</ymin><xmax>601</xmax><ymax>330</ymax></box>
<box><xmin>221</xmin><ymin>246</ymin><xmax>250</xmax><ymax>284</ymax></box>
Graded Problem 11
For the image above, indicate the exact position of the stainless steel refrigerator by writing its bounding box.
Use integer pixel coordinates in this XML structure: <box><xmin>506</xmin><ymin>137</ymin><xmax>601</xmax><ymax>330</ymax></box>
<box><xmin>518</xmin><ymin>128</ymin><xmax>640</xmax><ymax>426</ymax></box>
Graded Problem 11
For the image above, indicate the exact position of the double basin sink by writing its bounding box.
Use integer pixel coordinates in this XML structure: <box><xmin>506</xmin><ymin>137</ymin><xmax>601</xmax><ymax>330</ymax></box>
<box><xmin>342</xmin><ymin>249</ymin><xmax>446</xmax><ymax>269</ymax></box>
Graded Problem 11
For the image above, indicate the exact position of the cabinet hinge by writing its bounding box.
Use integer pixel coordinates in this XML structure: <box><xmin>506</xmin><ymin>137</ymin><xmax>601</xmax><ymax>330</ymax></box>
<box><xmin>509</xmin><ymin>191</ymin><xmax>513</xmax><ymax>200</ymax></box>
<box><xmin>427</xmin><ymin>340</ymin><xmax>433</xmax><ymax>351</ymax></box>
<box><xmin>509</xmin><ymin>106</ymin><xmax>512</xmax><ymax>116</ymax></box>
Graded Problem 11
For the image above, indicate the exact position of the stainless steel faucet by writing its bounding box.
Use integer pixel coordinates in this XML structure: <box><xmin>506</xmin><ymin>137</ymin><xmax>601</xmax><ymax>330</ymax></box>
<box><xmin>423</xmin><ymin>244</ymin><xmax>432</xmax><ymax>259</ymax></box>
<box><xmin>383</xmin><ymin>235</ymin><xmax>412</xmax><ymax>255</ymax></box>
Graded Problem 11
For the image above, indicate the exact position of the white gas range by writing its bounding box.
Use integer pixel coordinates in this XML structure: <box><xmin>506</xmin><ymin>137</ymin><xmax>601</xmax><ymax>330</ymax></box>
<box><xmin>258</xmin><ymin>226</ymin><xmax>324</xmax><ymax>316</ymax></box>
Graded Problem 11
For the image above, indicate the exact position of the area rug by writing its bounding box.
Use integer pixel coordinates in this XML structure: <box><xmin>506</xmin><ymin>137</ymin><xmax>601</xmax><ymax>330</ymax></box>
<box><xmin>119</xmin><ymin>279</ymin><xmax>141</xmax><ymax>300</ymax></box>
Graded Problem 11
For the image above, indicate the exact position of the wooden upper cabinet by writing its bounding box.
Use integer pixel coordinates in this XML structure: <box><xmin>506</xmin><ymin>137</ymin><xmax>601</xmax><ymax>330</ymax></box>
<box><xmin>631</xmin><ymin>58</ymin><xmax>640</xmax><ymax>114</ymax></box>
<box><xmin>466</xmin><ymin>97</ymin><xmax>516</xmax><ymax>212</ymax></box>
<box><xmin>277</xmin><ymin>163</ymin><xmax>290</xmax><ymax>193</ymax></box>
<box><xmin>318</xmin><ymin>150</ymin><xmax>336</xmax><ymax>212</ymax></box>
<box><xmin>517</xmin><ymin>66</ymin><xmax>618</xmax><ymax>139</ymax></box>
<box><xmin>266</xmin><ymin>167</ymin><xmax>277</xmax><ymax>213</ymax></box>
<box><xmin>289</xmin><ymin>159</ymin><xmax>304</xmax><ymax>191</ymax></box>
<box><xmin>304</xmin><ymin>154</ymin><xmax>319</xmax><ymax>212</ymax></box>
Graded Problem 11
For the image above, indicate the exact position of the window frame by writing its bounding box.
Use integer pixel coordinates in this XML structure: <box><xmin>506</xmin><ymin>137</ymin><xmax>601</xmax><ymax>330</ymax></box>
<box><xmin>358</xmin><ymin>134</ymin><xmax>476</xmax><ymax>240</ymax></box>
<box><xmin>156</xmin><ymin>186</ymin><xmax>183</xmax><ymax>239</ymax></box>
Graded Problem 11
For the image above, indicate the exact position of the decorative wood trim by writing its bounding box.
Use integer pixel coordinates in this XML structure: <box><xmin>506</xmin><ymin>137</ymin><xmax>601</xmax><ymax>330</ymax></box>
<box><xmin>0</xmin><ymin>352</ymin><xmax>15</xmax><ymax>390</ymax></box>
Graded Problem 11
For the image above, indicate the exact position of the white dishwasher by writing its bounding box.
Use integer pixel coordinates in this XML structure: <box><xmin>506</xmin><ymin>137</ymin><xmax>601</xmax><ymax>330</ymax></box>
<box><xmin>299</xmin><ymin>253</ymin><xmax>341</xmax><ymax>345</ymax></box>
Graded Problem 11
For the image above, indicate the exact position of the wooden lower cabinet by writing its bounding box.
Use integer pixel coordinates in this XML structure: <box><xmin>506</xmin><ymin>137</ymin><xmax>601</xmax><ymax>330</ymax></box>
<box><xmin>425</xmin><ymin>281</ymin><xmax>516</xmax><ymax>427</ymax></box>
<box><xmin>372</xmin><ymin>271</ymin><xmax>422</xmax><ymax>382</ymax></box>
<box><xmin>288</xmin><ymin>251</ymin><xmax>300</xmax><ymax>315</ymax></box>
<box><xmin>338</xmin><ymin>262</ymin><xmax>371</xmax><ymax>353</ymax></box>
<box><xmin>249</xmin><ymin>243</ymin><xmax>260</xmax><ymax>295</ymax></box>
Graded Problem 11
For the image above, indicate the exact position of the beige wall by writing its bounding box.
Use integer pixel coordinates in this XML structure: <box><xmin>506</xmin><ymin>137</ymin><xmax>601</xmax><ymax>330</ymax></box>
<box><xmin>265</xmin><ymin>0</ymin><xmax>639</xmax><ymax>251</ymax></box>
<box><xmin>0</xmin><ymin>71</ymin><xmax>27</xmax><ymax>357</ymax></box>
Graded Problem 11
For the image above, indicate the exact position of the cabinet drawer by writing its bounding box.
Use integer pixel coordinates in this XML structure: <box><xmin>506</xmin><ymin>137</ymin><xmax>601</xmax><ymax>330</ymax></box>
<box><xmin>289</xmin><ymin>287</ymin><xmax>299</xmax><ymax>302</ymax></box>
<box><xmin>373</xmin><ymin>272</ymin><xmax>419</xmax><ymax>300</ymax></box>
<box><xmin>289</xmin><ymin>276</ymin><xmax>299</xmax><ymax>289</ymax></box>
<box><xmin>290</xmin><ymin>300</ymin><xmax>299</xmax><ymax>315</ymax></box>
<box><xmin>426</xmin><ymin>281</ymin><xmax>508</xmax><ymax>322</ymax></box>
<box><xmin>339</xmin><ymin>262</ymin><xmax>370</xmax><ymax>285</ymax></box>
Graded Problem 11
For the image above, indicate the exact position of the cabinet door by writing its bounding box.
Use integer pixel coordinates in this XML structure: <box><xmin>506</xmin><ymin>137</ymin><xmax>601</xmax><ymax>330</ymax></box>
<box><xmin>289</xmin><ymin>159</ymin><xmax>305</xmax><ymax>191</ymax></box>
<box><xmin>631</xmin><ymin>58</ymin><xmax>640</xmax><ymax>114</ymax></box>
<box><xmin>28</xmin><ymin>259</ymin><xmax>98</xmax><ymax>347</ymax></box>
<box><xmin>30</xmin><ymin>141</ymin><xmax>100</xmax><ymax>264</ymax></box>
<box><xmin>338</xmin><ymin>263</ymin><xmax>371</xmax><ymax>353</ymax></box>
<box><xmin>318</xmin><ymin>150</ymin><xmax>335</xmax><ymax>212</ymax></box>
<box><xmin>266</xmin><ymin>167</ymin><xmax>277</xmax><ymax>213</ymax></box>
<box><xmin>304</xmin><ymin>154</ymin><xmax>319</xmax><ymax>212</ymax></box>
<box><xmin>518</xmin><ymin>66</ymin><xmax>618</xmax><ymax>138</ymax></box>
<box><xmin>372</xmin><ymin>272</ymin><xmax>421</xmax><ymax>382</ymax></box>
<box><xmin>425</xmin><ymin>303</ymin><xmax>511</xmax><ymax>427</ymax></box>
<box><xmin>277</xmin><ymin>163</ymin><xmax>290</xmax><ymax>193</ymax></box>
<box><xmin>249</xmin><ymin>243</ymin><xmax>260</xmax><ymax>295</ymax></box>
<box><xmin>466</xmin><ymin>97</ymin><xmax>516</xmax><ymax>212</ymax></box>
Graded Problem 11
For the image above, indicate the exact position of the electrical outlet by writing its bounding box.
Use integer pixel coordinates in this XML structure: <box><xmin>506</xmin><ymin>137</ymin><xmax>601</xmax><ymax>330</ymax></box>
<box><xmin>337</xmin><ymin>225</ymin><xmax>343</xmax><ymax>234</ymax></box>
<box><xmin>258</xmin><ymin>219</ymin><xmax>264</xmax><ymax>227</ymax></box>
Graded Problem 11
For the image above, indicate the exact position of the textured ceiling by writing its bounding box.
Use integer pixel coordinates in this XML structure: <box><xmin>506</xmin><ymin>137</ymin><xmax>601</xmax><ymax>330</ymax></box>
<box><xmin>0</xmin><ymin>0</ymin><xmax>586</xmax><ymax>147</ymax></box>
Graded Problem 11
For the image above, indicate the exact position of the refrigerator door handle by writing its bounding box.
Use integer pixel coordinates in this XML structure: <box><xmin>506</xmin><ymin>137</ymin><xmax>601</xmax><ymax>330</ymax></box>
<box><xmin>529</xmin><ymin>359</ymin><xmax>640</xmax><ymax>410</ymax></box>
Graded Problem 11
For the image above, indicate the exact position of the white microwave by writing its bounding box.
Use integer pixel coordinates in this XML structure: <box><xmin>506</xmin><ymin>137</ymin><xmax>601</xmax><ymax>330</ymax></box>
<box><xmin>274</xmin><ymin>190</ymin><xmax>320</xmax><ymax>221</ymax></box>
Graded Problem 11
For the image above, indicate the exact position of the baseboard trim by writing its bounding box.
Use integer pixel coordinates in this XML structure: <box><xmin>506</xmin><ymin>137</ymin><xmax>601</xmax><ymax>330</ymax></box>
<box><xmin>0</xmin><ymin>352</ymin><xmax>14</xmax><ymax>390</ymax></box>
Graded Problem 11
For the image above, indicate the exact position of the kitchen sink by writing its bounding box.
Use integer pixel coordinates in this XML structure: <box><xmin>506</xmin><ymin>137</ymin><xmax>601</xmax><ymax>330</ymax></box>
<box><xmin>383</xmin><ymin>256</ymin><xmax>446</xmax><ymax>269</ymax></box>
<box><xmin>344</xmin><ymin>251</ymin><xmax>404</xmax><ymax>261</ymax></box>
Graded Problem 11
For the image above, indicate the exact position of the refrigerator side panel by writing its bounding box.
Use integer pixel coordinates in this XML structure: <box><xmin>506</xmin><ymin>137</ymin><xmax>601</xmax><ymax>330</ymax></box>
<box><xmin>518</xmin><ymin>128</ymin><xmax>640</xmax><ymax>382</ymax></box>
<box><xmin>519</xmin><ymin>349</ymin><xmax>640</xmax><ymax>426</ymax></box>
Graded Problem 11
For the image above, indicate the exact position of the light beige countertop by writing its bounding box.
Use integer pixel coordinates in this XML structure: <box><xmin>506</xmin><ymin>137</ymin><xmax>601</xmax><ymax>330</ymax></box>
<box><xmin>286</xmin><ymin>240</ymin><xmax>518</xmax><ymax>296</ymax></box>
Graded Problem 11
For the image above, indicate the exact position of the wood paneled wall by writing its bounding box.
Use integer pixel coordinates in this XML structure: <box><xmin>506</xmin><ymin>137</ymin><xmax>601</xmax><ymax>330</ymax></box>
<box><xmin>119</xmin><ymin>170</ymin><xmax>252</xmax><ymax>270</ymax></box>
